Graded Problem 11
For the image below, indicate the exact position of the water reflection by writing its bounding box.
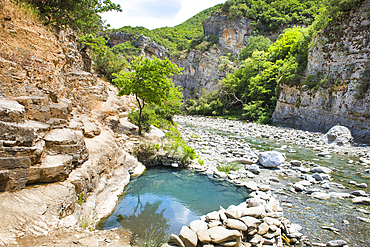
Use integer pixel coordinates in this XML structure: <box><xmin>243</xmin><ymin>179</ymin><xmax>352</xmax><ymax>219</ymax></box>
<box><xmin>98</xmin><ymin>167</ymin><xmax>249</xmax><ymax>235</ymax></box>
<box><xmin>116</xmin><ymin>197</ymin><xmax>169</xmax><ymax>239</ymax></box>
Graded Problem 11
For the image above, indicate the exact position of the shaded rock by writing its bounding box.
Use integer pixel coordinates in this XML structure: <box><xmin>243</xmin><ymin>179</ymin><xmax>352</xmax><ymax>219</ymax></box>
<box><xmin>290</xmin><ymin>160</ymin><xmax>302</xmax><ymax>166</ymax></box>
<box><xmin>247</xmin><ymin>164</ymin><xmax>261</xmax><ymax>174</ymax></box>
<box><xmin>169</xmin><ymin>234</ymin><xmax>185</xmax><ymax>247</ymax></box>
<box><xmin>179</xmin><ymin>226</ymin><xmax>198</xmax><ymax>247</ymax></box>
<box><xmin>351</xmin><ymin>190</ymin><xmax>369</xmax><ymax>197</ymax></box>
<box><xmin>27</xmin><ymin>154</ymin><xmax>73</xmax><ymax>183</ymax></box>
<box><xmin>258</xmin><ymin>151</ymin><xmax>285</xmax><ymax>168</ymax></box>
<box><xmin>207</xmin><ymin>226</ymin><xmax>242</xmax><ymax>244</ymax></box>
<box><xmin>352</xmin><ymin>197</ymin><xmax>370</xmax><ymax>206</ymax></box>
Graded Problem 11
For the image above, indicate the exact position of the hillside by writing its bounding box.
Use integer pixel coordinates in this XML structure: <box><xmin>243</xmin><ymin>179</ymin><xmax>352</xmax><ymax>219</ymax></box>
<box><xmin>105</xmin><ymin>4</ymin><xmax>222</xmax><ymax>51</ymax></box>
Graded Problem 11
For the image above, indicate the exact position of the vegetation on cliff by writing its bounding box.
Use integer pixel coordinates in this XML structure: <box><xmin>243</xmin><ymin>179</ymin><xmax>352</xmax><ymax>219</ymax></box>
<box><xmin>106</xmin><ymin>5</ymin><xmax>222</xmax><ymax>52</ymax></box>
<box><xmin>16</xmin><ymin>0</ymin><xmax>122</xmax><ymax>34</ymax></box>
<box><xmin>184</xmin><ymin>0</ymin><xmax>366</xmax><ymax>123</ymax></box>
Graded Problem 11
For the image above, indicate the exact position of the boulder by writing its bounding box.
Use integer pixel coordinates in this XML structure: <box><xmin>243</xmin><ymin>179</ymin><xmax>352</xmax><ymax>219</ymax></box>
<box><xmin>311</xmin><ymin>192</ymin><xmax>330</xmax><ymax>200</ymax></box>
<box><xmin>352</xmin><ymin>197</ymin><xmax>370</xmax><ymax>206</ymax></box>
<box><xmin>148</xmin><ymin>125</ymin><xmax>165</xmax><ymax>140</ymax></box>
<box><xmin>224</xmin><ymin>219</ymin><xmax>248</xmax><ymax>231</ymax></box>
<box><xmin>241</xmin><ymin>205</ymin><xmax>266</xmax><ymax>218</ymax></box>
<box><xmin>239</xmin><ymin>216</ymin><xmax>261</xmax><ymax>228</ymax></box>
<box><xmin>207</xmin><ymin>227</ymin><xmax>242</xmax><ymax>244</ymax></box>
<box><xmin>258</xmin><ymin>151</ymin><xmax>285</xmax><ymax>168</ymax></box>
<box><xmin>247</xmin><ymin>164</ymin><xmax>261</xmax><ymax>174</ymax></box>
<box><xmin>179</xmin><ymin>226</ymin><xmax>198</xmax><ymax>247</ymax></box>
<box><xmin>311</xmin><ymin>166</ymin><xmax>332</xmax><ymax>174</ymax></box>
<box><xmin>290</xmin><ymin>160</ymin><xmax>302</xmax><ymax>166</ymax></box>
<box><xmin>197</xmin><ymin>229</ymin><xmax>211</xmax><ymax>244</ymax></box>
<box><xmin>326</xmin><ymin>240</ymin><xmax>348</xmax><ymax>247</ymax></box>
<box><xmin>257</xmin><ymin>223</ymin><xmax>269</xmax><ymax>235</ymax></box>
<box><xmin>322</xmin><ymin>125</ymin><xmax>353</xmax><ymax>146</ymax></box>
<box><xmin>169</xmin><ymin>234</ymin><xmax>185</xmax><ymax>247</ymax></box>
<box><xmin>189</xmin><ymin>220</ymin><xmax>208</xmax><ymax>233</ymax></box>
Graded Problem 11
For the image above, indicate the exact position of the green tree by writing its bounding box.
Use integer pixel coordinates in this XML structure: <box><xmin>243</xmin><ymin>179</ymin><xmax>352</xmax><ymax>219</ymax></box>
<box><xmin>25</xmin><ymin>0</ymin><xmax>121</xmax><ymax>33</ymax></box>
<box><xmin>113</xmin><ymin>56</ymin><xmax>183</xmax><ymax>135</ymax></box>
<box><xmin>239</xmin><ymin>35</ymin><xmax>272</xmax><ymax>60</ymax></box>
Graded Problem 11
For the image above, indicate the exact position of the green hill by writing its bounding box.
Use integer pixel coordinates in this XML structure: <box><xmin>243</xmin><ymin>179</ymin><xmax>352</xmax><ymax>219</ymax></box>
<box><xmin>105</xmin><ymin>4</ymin><xmax>223</xmax><ymax>51</ymax></box>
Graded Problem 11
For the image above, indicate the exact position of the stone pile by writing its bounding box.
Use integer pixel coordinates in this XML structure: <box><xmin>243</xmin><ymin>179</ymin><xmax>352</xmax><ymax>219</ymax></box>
<box><xmin>167</xmin><ymin>193</ymin><xmax>304</xmax><ymax>247</ymax></box>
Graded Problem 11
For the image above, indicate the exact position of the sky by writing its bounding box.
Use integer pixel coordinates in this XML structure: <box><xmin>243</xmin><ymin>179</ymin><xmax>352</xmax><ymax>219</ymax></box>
<box><xmin>100</xmin><ymin>0</ymin><xmax>227</xmax><ymax>30</ymax></box>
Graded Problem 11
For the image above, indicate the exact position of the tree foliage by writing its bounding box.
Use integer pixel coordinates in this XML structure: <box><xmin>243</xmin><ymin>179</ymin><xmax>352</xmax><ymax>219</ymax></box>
<box><xmin>113</xmin><ymin>56</ymin><xmax>183</xmax><ymax>134</ymax></box>
<box><xmin>22</xmin><ymin>0</ymin><xmax>121</xmax><ymax>34</ymax></box>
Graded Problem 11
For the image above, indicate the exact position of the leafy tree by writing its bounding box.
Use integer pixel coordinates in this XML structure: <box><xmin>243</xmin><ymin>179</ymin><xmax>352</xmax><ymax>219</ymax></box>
<box><xmin>113</xmin><ymin>56</ymin><xmax>183</xmax><ymax>135</ymax></box>
<box><xmin>24</xmin><ymin>0</ymin><xmax>122</xmax><ymax>34</ymax></box>
<box><xmin>239</xmin><ymin>35</ymin><xmax>272</xmax><ymax>60</ymax></box>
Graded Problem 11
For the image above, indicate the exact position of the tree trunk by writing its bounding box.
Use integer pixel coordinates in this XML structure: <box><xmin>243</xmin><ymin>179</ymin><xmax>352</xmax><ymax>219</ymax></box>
<box><xmin>138</xmin><ymin>106</ymin><xmax>142</xmax><ymax>135</ymax></box>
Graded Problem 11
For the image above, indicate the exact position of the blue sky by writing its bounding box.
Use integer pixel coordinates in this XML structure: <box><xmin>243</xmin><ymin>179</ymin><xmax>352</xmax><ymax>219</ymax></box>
<box><xmin>100</xmin><ymin>0</ymin><xmax>227</xmax><ymax>30</ymax></box>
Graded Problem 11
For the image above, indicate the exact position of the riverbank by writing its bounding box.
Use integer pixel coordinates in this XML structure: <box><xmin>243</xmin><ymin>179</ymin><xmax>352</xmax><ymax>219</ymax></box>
<box><xmin>175</xmin><ymin>115</ymin><xmax>370</xmax><ymax>246</ymax></box>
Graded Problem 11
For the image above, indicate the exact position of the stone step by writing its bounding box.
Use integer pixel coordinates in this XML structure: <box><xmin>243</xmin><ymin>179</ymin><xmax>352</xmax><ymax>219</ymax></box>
<box><xmin>43</xmin><ymin>128</ymin><xmax>80</xmax><ymax>146</ymax></box>
<box><xmin>0</xmin><ymin>156</ymin><xmax>31</xmax><ymax>170</ymax></box>
<box><xmin>27</xmin><ymin>154</ymin><xmax>73</xmax><ymax>184</ymax></box>
<box><xmin>0</xmin><ymin>146</ymin><xmax>37</xmax><ymax>157</ymax></box>
<box><xmin>0</xmin><ymin>121</ymin><xmax>35</xmax><ymax>147</ymax></box>
<box><xmin>0</xmin><ymin>97</ymin><xmax>25</xmax><ymax>122</ymax></box>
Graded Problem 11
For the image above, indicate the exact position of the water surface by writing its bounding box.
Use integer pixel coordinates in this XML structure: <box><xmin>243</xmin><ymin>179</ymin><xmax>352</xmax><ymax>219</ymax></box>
<box><xmin>98</xmin><ymin>166</ymin><xmax>249</xmax><ymax>237</ymax></box>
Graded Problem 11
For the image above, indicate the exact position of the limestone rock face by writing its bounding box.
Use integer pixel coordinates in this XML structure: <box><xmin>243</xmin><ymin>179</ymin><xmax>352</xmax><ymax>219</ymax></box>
<box><xmin>272</xmin><ymin>0</ymin><xmax>370</xmax><ymax>143</ymax></box>
<box><xmin>203</xmin><ymin>12</ymin><xmax>253</xmax><ymax>54</ymax></box>
<box><xmin>0</xmin><ymin>1</ymin><xmax>141</xmax><ymax>244</ymax></box>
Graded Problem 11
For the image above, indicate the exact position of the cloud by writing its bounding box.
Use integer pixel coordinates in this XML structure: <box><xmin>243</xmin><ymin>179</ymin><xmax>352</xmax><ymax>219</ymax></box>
<box><xmin>175</xmin><ymin>0</ymin><xmax>226</xmax><ymax>24</ymax></box>
<box><xmin>100</xmin><ymin>0</ymin><xmax>226</xmax><ymax>30</ymax></box>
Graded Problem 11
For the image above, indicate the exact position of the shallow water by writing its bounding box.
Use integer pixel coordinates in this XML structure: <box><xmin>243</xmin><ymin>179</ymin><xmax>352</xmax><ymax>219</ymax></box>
<box><xmin>97</xmin><ymin>166</ymin><xmax>249</xmax><ymax>237</ymax></box>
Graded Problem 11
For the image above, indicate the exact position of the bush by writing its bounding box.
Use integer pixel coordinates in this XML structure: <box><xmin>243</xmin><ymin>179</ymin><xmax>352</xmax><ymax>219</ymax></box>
<box><xmin>240</xmin><ymin>35</ymin><xmax>272</xmax><ymax>60</ymax></box>
<box><xmin>128</xmin><ymin>108</ymin><xmax>154</xmax><ymax>133</ymax></box>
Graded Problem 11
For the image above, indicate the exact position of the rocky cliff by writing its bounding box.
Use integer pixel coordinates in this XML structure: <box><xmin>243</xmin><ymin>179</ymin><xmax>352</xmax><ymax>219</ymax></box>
<box><xmin>272</xmin><ymin>0</ymin><xmax>370</xmax><ymax>144</ymax></box>
<box><xmin>172</xmin><ymin>12</ymin><xmax>287</xmax><ymax>98</ymax></box>
<box><xmin>107</xmin><ymin>32</ymin><xmax>167</xmax><ymax>58</ymax></box>
<box><xmin>0</xmin><ymin>1</ymin><xmax>144</xmax><ymax>245</ymax></box>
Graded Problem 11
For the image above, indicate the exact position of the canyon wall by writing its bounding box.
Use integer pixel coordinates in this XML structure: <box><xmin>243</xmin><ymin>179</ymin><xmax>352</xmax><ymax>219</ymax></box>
<box><xmin>272</xmin><ymin>0</ymin><xmax>370</xmax><ymax>143</ymax></box>
<box><xmin>0</xmin><ymin>1</ymin><xmax>143</xmax><ymax>244</ymax></box>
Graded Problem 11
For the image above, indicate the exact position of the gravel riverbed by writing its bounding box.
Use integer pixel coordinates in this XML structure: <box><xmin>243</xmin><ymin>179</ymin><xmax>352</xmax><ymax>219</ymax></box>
<box><xmin>175</xmin><ymin>115</ymin><xmax>370</xmax><ymax>247</ymax></box>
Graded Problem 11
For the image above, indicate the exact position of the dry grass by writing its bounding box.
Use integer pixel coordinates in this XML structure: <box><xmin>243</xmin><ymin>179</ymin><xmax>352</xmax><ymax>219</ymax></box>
<box><xmin>0</xmin><ymin>0</ymin><xmax>40</xmax><ymax>23</ymax></box>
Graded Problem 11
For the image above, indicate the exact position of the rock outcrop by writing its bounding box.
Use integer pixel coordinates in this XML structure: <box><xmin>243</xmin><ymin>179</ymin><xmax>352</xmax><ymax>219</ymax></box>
<box><xmin>0</xmin><ymin>1</ymin><xmax>143</xmax><ymax>245</ymax></box>
<box><xmin>272</xmin><ymin>0</ymin><xmax>370</xmax><ymax>143</ymax></box>
<box><xmin>107</xmin><ymin>32</ymin><xmax>167</xmax><ymax>58</ymax></box>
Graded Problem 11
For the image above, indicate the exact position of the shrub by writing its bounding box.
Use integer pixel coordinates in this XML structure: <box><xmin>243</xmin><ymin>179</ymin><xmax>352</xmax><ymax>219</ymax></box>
<box><xmin>217</xmin><ymin>163</ymin><xmax>242</xmax><ymax>174</ymax></box>
<box><xmin>128</xmin><ymin>107</ymin><xmax>154</xmax><ymax>133</ymax></box>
